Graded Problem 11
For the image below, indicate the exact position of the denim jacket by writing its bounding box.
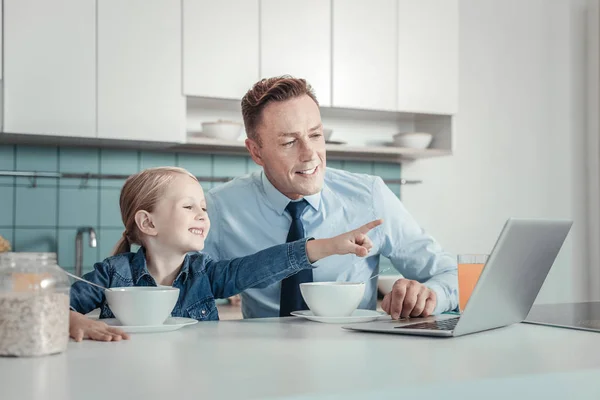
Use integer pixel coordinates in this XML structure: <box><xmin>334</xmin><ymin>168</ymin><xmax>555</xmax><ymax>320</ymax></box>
<box><xmin>70</xmin><ymin>238</ymin><xmax>314</xmax><ymax>322</ymax></box>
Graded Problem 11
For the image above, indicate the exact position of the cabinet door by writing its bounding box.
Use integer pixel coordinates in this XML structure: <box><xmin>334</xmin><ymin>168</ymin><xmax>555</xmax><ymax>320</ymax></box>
<box><xmin>332</xmin><ymin>0</ymin><xmax>397</xmax><ymax>111</ymax></box>
<box><xmin>97</xmin><ymin>0</ymin><xmax>184</xmax><ymax>143</ymax></box>
<box><xmin>0</xmin><ymin>0</ymin><xmax>3</xmax><ymax>80</ymax></box>
<box><xmin>4</xmin><ymin>0</ymin><xmax>95</xmax><ymax>137</ymax></box>
<box><xmin>397</xmin><ymin>0</ymin><xmax>458</xmax><ymax>114</ymax></box>
<box><xmin>260</xmin><ymin>0</ymin><xmax>331</xmax><ymax>106</ymax></box>
<box><xmin>183</xmin><ymin>0</ymin><xmax>259</xmax><ymax>99</ymax></box>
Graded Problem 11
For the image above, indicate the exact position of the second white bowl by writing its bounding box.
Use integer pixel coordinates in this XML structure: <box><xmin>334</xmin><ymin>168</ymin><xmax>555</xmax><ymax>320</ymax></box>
<box><xmin>300</xmin><ymin>282</ymin><xmax>365</xmax><ymax>317</ymax></box>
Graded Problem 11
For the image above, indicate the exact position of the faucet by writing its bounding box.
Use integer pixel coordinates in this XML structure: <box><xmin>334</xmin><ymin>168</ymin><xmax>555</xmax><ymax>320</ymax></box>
<box><xmin>75</xmin><ymin>227</ymin><xmax>97</xmax><ymax>277</ymax></box>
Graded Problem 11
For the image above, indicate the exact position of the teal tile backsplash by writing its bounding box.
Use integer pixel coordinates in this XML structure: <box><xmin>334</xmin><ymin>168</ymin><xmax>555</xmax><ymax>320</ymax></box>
<box><xmin>59</xmin><ymin>147</ymin><xmax>100</xmax><ymax>187</ymax></box>
<box><xmin>0</xmin><ymin>144</ymin><xmax>401</xmax><ymax>275</ymax></box>
<box><xmin>213</xmin><ymin>155</ymin><xmax>248</xmax><ymax>177</ymax></box>
<box><xmin>14</xmin><ymin>228</ymin><xmax>57</xmax><ymax>253</ymax></box>
<box><xmin>0</xmin><ymin>186</ymin><xmax>14</xmax><ymax>226</ymax></box>
<box><xmin>15</xmin><ymin>186</ymin><xmax>58</xmax><ymax>227</ymax></box>
<box><xmin>100</xmin><ymin>149</ymin><xmax>139</xmax><ymax>188</ymax></box>
<box><xmin>140</xmin><ymin>151</ymin><xmax>177</xmax><ymax>170</ymax></box>
<box><xmin>16</xmin><ymin>146</ymin><xmax>58</xmax><ymax>185</ymax></box>
<box><xmin>343</xmin><ymin>161</ymin><xmax>374</xmax><ymax>175</ymax></box>
<box><xmin>100</xmin><ymin>189</ymin><xmax>123</xmax><ymax>228</ymax></box>
<box><xmin>0</xmin><ymin>145</ymin><xmax>15</xmax><ymax>184</ymax></box>
<box><xmin>177</xmin><ymin>154</ymin><xmax>212</xmax><ymax>177</ymax></box>
<box><xmin>58</xmin><ymin>187</ymin><xmax>99</xmax><ymax>227</ymax></box>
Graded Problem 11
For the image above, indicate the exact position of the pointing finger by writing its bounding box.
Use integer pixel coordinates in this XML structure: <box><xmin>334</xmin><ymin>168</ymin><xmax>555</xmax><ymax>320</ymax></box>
<box><xmin>356</xmin><ymin>219</ymin><xmax>383</xmax><ymax>234</ymax></box>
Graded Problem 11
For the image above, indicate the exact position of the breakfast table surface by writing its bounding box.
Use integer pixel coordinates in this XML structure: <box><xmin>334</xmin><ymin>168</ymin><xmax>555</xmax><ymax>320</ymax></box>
<box><xmin>2</xmin><ymin>315</ymin><xmax>600</xmax><ymax>400</ymax></box>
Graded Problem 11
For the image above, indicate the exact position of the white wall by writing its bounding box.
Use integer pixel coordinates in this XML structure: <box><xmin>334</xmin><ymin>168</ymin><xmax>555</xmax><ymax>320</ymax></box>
<box><xmin>587</xmin><ymin>0</ymin><xmax>600</xmax><ymax>300</ymax></box>
<box><xmin>401</xmin><ymin>0</ymin><xmax>593</xmax><ymax>304</ymax></box>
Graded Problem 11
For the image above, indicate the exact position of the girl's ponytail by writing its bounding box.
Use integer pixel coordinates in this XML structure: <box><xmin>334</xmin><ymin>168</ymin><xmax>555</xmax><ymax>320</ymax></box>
<box><xmin>111</xmin><ymin>231</ymin><xmax>131</xmax><ymax>256</ymax></box>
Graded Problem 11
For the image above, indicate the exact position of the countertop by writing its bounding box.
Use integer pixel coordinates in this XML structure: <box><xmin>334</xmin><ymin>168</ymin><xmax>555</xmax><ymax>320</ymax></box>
<box><xmin>2</xmin><ymin>316</ymin><xmax>600</xmax><ymax>399</ymax></box>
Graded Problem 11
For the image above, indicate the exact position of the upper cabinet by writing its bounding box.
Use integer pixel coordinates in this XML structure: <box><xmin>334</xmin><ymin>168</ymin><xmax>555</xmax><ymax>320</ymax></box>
<box><xmin>397</xmin><ymin>0</ymin><xmax>458</xmax><ymax>115</ymax></box>
<box><xmin>97</xmin><ymin>0</ymin><xmax>185</xmax><ymax>142</ymax></box>
<box><xmin>332</xmin><ymin>0</ymin><xmax>397</xmax><ymax>111</ymax></box>
<box><xmin>260</xmin><ymin>0</ymin><xmax>332</xmax><ymax>106</ymax></box>
<box><xmin>3</xmin><ymin>0</ymin><xmax>96</xmax><ymax>137</ymax></box>
<box><xmin>183</xmin><ymin>0</ymin><xmax>259</xmax><ymax>100</ymax></box>
<box><xmin>0</xmin><ymin>1</ymin><xmax>3</xmax><ymax>80</ymax></box>
<box><xmin>0</xmin><ymin>0</ymin><xmax>458</xmax><ymax>160</ymax></box>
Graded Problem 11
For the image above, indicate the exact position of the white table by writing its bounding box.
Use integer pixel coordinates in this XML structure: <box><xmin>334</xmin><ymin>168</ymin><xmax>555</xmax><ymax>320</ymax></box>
<box><xmin>2</xmin><ymin>317</ymin><xmax>600</xmax><ymax>400</ymax></box>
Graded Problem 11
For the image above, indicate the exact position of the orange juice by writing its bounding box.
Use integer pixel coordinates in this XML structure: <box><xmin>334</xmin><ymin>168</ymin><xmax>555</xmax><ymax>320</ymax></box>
<box><xmin>457</xmin><ymin>254</ymin><xmax>488</xmax><ymax>312</ymax></box>
<box><xmin>458</xmin><ymin>263</ymin><xmax>485</xmax><ymax>311</ymax></box>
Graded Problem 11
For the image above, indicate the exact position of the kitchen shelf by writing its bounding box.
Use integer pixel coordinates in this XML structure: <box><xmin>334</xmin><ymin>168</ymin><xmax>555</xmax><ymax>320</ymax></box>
<box><xmin>170</xmin><ymin>136</ymin><xmax>451</xmax><ymax>163</ymax></box>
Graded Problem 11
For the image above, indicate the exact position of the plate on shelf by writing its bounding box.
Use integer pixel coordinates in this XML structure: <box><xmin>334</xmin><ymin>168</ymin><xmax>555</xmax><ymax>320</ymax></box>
<box><xmin>325</xmin><ymin>140</ymin><xmax>348</xmax><ymax>145</ymax></box>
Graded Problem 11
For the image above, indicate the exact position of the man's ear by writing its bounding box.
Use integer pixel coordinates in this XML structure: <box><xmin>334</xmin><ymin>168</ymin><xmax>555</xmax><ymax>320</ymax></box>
<box><xmin>134</xmin><ymin>210</ymin><xmax>157</xmax><ymax>236</ymax></box>
<box><xmin>245</xmin><ymin>138</ymin><xmax>265</xmax><ymax>167</ymax></box>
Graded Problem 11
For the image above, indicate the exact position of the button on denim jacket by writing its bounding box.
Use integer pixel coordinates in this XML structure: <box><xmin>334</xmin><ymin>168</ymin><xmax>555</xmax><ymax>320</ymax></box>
<box><xmin>70</xmin><ymin>239</ymin><xmax>314</xmax><ymax>321</ymax></box>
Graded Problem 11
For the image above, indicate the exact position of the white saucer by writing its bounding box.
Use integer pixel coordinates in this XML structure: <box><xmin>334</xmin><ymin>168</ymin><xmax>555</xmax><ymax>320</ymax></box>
<box><xmin>103</xmin><ymin>317</ymin><xmax>198</xmax><ymax>333</ymax></box>
<box><xmin>290</xmin><ymin>309</ymin><xmax>387</xmax><ymax>324</ymax></box>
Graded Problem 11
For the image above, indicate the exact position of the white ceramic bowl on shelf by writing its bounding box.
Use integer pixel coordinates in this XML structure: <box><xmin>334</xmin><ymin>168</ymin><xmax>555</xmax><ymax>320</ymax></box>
<box><xmin>200</xmin><ymin>120</ymin><xmax>244</xmax><ymax>141</ymax></box>
<box><xmin>392</xmin><ymin>132</ymin><xmax>433</xmax><ymax>149</ymax></box>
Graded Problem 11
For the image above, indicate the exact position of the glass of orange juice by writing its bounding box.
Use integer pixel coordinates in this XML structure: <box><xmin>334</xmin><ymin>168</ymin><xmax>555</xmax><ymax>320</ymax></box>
<box><xmin>457</xmin><ymin>254</ymin><xmax>489</xmax><ymax>312</ymax></box>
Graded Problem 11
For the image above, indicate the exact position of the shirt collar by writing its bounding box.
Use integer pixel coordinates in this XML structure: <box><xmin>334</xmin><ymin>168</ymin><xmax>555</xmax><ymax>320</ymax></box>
<box><xmin>260</xmin><ymin>171</ymin><xmax>322</xmax><ymax>215</ymax></box>
<box><xmin>131</xmin><ymin>247</ymin><xmax>191</xmax><ymax>285</ymax></box>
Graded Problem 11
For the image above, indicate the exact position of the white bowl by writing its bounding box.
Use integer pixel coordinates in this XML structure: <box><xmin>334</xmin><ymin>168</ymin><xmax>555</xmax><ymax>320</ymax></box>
<box><xmin>105</xmin><ymin>287</ymin><xmax>180</xmax><ymax>326</ymax></box>
<box><xmin>392</xmin><ymin>132</ymin><xmax>433</xmax><ymax>149</ymax></box>
<box><xmin>377</xmin><ymin>275</ymin><xmax>403</xmax><ymax>296</ymax></box>
<box><xmin>200</xmin><ymin>121</ymin><xmax>243</xmax><ymax>141</ymax></box>
<box><xmin>299</xmin><ymin>282</ymin><xmax>365</xmax><ymax>317</ymax></box>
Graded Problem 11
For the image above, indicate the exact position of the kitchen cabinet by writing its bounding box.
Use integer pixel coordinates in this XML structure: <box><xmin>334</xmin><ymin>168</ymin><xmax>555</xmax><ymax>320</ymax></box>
<box><xmin>183</xmin><ymin>0</ymin><xmax>259</xmax><ymax>100</ymax></box>
<box><xmin>397</xmin><ymin>0</ymin><xmax>458</xmax><ymax>114</ymax></box>
<box><xmin>332</xmin><ymin>0</ymin><xmax>397</xmax><ymax>111</ymax></box>
<box><xmin>97</xmin><ymin>0</ymin><xmax>185</xmax><ymax>142</ymax></box>
<box><xmin>0</xmin><ymin>0</ymin><xmax>3</xmax><ymax>80</ymax></box>
<box><xmin>3</xmin><ymin>0</ymin><xmax>96</xmax><ymax>137</ymax></box>
<box><xmin>260</xmin><ymin>0</ymin><xmax>331</xmax><ymax>106</ymax></box>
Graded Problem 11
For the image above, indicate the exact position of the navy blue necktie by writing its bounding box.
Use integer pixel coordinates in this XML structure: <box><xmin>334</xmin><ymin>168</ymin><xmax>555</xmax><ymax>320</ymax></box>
<box><xmin>279</xmin><ymin>199</ymin><xmax>312</xmax><ymax>317</ymax></box>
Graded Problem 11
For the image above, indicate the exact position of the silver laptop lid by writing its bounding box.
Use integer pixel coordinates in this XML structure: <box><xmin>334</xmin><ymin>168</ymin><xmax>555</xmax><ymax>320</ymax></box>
<box><xmin>452</xmin><ymin>218</ymin><xmax>572</xmax><ymax>336</ymax></box>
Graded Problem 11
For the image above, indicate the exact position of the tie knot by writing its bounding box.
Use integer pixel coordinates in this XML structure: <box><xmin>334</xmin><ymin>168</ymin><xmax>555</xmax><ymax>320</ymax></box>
<box><xmin>286</xmin><ymin>199</ymin><xmax>309</xmax><ymax>220</ymax></box>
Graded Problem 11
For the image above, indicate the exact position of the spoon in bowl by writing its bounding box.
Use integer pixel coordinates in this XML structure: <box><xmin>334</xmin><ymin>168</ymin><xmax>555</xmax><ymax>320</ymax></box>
<box><xmin>63</xmin><ymin>270</ymin><xmax>112</xmax><ymax>291</ymax></box>
<box><xmin>361</xmin><ymin>266</ymin><xmax>394</xmax><ymax>284</ymax></box>
<box><xmin>337</xmin><ymin>266</ymin><xmax>394</xmax><ymax>284</ymax></box>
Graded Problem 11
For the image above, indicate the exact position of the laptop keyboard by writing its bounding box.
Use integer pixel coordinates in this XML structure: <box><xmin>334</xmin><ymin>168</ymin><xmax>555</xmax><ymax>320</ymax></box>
<box><xmin>395</xmin><ymin>317</ymin><xmax>460</xmax><ymax>331</ymax></box>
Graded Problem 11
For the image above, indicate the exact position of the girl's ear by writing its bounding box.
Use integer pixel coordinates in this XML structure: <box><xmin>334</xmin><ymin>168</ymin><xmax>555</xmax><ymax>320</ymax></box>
<box><xmin>135</xmin><ymin>210</ymin><xmax>157</xmax><ymax>236</ymax></box>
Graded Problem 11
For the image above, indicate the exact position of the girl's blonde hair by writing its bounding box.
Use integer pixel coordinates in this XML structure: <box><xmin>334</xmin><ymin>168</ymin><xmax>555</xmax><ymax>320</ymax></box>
<box><xmin>112</xmin><ymin>166</ymin><xmax>198</xmax><ymax>256</ymax></box>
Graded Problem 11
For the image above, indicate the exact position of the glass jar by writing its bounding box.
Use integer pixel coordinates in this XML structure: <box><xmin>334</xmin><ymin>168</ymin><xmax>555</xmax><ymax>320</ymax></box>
<box><xmin>0</xmin><ymin>252</ymin><xmax>70</xmax><ymax>357</ymax></box>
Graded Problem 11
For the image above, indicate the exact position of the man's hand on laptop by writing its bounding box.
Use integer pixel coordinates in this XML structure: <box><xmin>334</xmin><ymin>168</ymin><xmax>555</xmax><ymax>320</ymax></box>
<box><xmin>381</xmin><ymin>279</ymin><xmax>436</xmax><ymax>319</ymax></box>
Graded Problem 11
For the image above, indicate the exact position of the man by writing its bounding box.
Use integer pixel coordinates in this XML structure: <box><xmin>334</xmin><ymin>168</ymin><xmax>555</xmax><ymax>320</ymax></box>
<box><xmin>204</xmin><ymin>76</ymin><xmax>458</xmax><ymax>320</ymax></box>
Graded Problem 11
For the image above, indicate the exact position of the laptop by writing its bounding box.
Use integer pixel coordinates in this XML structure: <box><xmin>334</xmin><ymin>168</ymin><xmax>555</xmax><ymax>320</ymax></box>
<box><xmin>343</xmin><ymin>218</ymin><xmax>573</xmax><ymax>337</ymax></box>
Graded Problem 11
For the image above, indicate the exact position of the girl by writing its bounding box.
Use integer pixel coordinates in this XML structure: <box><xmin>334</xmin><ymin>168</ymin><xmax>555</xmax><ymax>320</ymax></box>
<box><xmin>69</xmin><ymin>167</ymin><xmax>382</xmax><ymax>341</ymax></box>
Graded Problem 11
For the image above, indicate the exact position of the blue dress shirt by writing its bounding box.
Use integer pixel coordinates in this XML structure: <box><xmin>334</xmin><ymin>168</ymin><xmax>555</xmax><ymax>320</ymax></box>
<box><xmin>204</xmin><ymin>167</ymin><xmax>458</xmax><ymax>318</ymax></box>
